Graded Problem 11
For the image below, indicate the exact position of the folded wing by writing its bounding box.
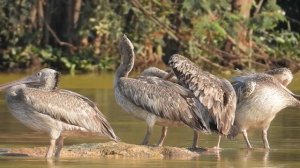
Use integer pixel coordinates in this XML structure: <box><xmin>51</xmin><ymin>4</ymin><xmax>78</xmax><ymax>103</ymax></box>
<box><xmin>21</xmin><ymin>88</ymin><xmax>119</xmax><ymax>141</ymax></box>
<box><xmin>168</xmin><ymin>54</ymin><xmax>236</xmax><ymax>135</ymax></box>
<box><xmin>118</xmin><ymin>76</ymin><xmax>211</xmax><ymax>132</ymax></box>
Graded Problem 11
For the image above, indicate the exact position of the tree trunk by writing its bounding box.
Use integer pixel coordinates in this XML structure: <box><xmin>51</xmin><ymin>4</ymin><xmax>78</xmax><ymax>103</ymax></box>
<box><xmin>65</xmin><ymin>0</ymin><xmax>74</xmax><ymax>44</ymax></box>
<box><xmin>73</xmin><ymin>0</ymin><xmax>82</xmax><ymax>28</ymax></box>
<box><xmin>38</xmin><ymin>0</ymin><xmax>44</xmax><ymax>26</ymax></box>
<box><xmin>162</xmin><ymin>0</ymin><xmax>183</xmax><ymax>65</ymax></box>
<box><xmin>222</xmin><ymin>0</ymin><xmax>253</xmax><ymax>68</ymax></box>
<box><xmin>41</xmin><ymin>0</ymin><xmax>54</xmax><ymax>47</ymax></box>
<box><xmin>43</xmin><ymin>0</ymin><xmax>78</xmax><ymax>52</ymax></box>
<box><xmin>232</xmin><ymin>0</ymin><xmax>253</xmax><ymax>48</ymax></box>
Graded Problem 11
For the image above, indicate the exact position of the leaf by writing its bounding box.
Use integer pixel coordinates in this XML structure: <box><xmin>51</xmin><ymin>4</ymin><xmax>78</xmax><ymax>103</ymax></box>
<box><xmin>275</xmin><ymin>37</ymin><xmax>285</xmax><ymax>44</ymax></box>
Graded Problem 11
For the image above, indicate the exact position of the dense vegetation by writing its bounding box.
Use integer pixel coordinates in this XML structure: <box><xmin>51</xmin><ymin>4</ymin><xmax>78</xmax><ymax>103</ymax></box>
<box><xmin>0</xmin><ymin>0</ymin><xmax>299</xmax><ymax>73</ymax></box>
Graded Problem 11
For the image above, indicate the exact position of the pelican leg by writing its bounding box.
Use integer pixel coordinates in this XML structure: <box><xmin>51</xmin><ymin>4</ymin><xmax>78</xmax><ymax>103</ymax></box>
<box><xmin>141</xmin><ymin>124</ymin><xmax>154</xmax><ymax>145</ymax></box>
<box><xmin>215</xmin><ymin>135</ymin><xmax>222</xmax><ymax>149</ymax></box>
<box><xmin>156</xmin><ymin>126</ymin><xmax>168</xmax><ymax>147</ymax></box>
<box><xmin>210</xmin><ymin>135</ymin><xmax>222</xmax><ymax>150</ymax></box>
<box><xmin>242</xmin><ymin>130</ymin><xmax>253</xmax><ymax>149</ymax></box>
<box><xmin>192</xmin><ymin>131</ymin><xmax>199</xmax><ymax>148</ymax></box>
<box><xmin>262</xmin><ymin>129</ymin><xmax>270</xmax><ymax>149</ymax></box>
<box><xmin>45</xmin><ymin>139</ymin><xmax>56</xmax><ymax>159</ymax></box>
<box><xmin>55</xmin><ymin>136</ymin><xmax>64</xmax><ymax>158</ymax></box>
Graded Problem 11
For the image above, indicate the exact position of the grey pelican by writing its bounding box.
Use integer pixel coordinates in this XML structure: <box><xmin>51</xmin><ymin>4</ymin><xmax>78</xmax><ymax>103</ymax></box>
<box><xmin>140</xmin><ymin>67</ymin><xmax>201</xmax><ymax>147</ymax></box>
<box><xmin>265</xmin><ymin>68</ymin><xmax>293</xmax><ymax>87</ymax></box>
<box><xmin>114</xmin><ymin>35</ymin><xmax>236</xmax><ymax>148</ymax></box>
<box><xmin>144</xmin><ymin>65</ymin><xmax>298</xmax><ymax>149</ymax></box>
<box><xmin>167</xmin><ymin>54</ymin><xmax>237</xmax><ymax>149</ymax></box>
<box><xmin>234</xmin><ymin>68</ymin><xmax>293</xmax><ymax>87</ymax></box>
<box><xmin>0</xmin><ymin>68</ymin><xmax>119</xmax><ymax>159</ymax></box>
<box><xmin>226</xmin><ymin>67</ymin><xmax>300</xmax><ymax>149</ymax></box>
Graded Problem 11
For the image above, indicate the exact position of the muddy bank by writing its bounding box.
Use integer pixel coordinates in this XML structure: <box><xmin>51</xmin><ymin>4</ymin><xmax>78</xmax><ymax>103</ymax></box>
<box><xmin>0</xmin><ymin>142</ymin><xmax>210</xmax><ymax>159</ymax></box>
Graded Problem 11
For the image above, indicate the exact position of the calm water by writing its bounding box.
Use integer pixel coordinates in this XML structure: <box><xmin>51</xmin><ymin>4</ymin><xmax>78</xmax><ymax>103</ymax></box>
<box><xmin>0</xmin><ymin>72</ymin><xmax>300</xmax><ymax>167</ymax></box>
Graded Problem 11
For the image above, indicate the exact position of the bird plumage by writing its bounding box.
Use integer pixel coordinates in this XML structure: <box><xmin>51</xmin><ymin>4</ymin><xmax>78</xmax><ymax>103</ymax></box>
<box><xmin>168</xmin><ymin>54</ymin><xmax>237</xmax><ymax>135</ymax></box>
<box><xmin>1</xmin><ymin>68</ymin><xmax>119</xmax><ymax>159</ymax></box>
<box><xmin>118</xmin><ymin>76</ymin><xmax>209</xmax><ymax>131</ymax></box>
<box><xmin>114</xmin><ymin>35</ymin><xmax>217</xmax><ymax>146</ymax></box>
<box><xmin>140</xmin><ymin>67</ymin><xmax>178</xmax><ymax>83</ymax></box>
<box><xmin>227</xmin><ymin>70</ymin><xmax>300</xmax><ymax>148</ymax></box>
<box><xmin>12</xmin><ymin>88</ymin><xmax>118</xmax><ymax>140</ymax></box>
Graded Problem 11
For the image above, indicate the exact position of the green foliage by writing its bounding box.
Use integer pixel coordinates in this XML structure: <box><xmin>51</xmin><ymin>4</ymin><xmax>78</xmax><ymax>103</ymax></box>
<box><xmin>254</xmin><ymin>30</ymin><xmax>300</xmax><ymax>58</ymax></box>
<box><xmin>179</xmin><ymin>0</ymin><xmax>300</xmax><ymax>69</ymax></box>
<box><xmin>0</xmin><ymin>0</ymin><xmax>299</xmax><ymax>73</ymax></box>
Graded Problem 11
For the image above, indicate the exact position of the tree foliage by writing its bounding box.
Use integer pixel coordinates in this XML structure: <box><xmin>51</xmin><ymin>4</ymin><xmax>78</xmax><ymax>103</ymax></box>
<box><xmin>0</xmin><ymin>0</ymin><xmax>299</xmax><ymax>73</ymax></box>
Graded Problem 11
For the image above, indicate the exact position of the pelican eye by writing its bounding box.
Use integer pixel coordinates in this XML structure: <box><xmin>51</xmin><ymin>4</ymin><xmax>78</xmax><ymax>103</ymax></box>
<box><xmin>37</xmin><ymin>72</ymin><xmax>42</xmax><ymax>77</ymax></box>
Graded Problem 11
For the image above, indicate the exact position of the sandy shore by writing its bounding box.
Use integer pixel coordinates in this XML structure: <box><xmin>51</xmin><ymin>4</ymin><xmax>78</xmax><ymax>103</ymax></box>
<box><xmin>0</xmin><ymin>142</ymin><xmax>210</xmax><ymax>159</ymax></box>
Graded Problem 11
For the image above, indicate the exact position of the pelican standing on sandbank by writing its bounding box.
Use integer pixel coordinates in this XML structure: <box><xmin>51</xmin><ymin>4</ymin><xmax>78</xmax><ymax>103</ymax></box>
<box><xmin>114</xmin><ymin>35</ymin><xmax>236</xmax><ymax>148</ymax></box>
<box><xmin>0</xmin><ymin>68</ymin><xmax>119</xmax><ymax>159</ymax></box>
<box><xmin>225</xmin><ymin>68</ymin><xmax>300</xmax><ymax>149</ymax></box>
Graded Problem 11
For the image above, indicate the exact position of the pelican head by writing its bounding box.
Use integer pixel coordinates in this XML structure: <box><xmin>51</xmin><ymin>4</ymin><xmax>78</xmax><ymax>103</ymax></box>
<box><xmin>0</xmin><ymin>68</ymin><xmax>60</xmax><ymax>91</ymax></box>
<box><xmin>115</xmin><ymin>35</ymin><xmax>135</xmax><ymax>78</ymax></box>
<box><xmin>266</xmin><ymin>68</ymin><xmax>293</xmax><ymax>87</ymax></box>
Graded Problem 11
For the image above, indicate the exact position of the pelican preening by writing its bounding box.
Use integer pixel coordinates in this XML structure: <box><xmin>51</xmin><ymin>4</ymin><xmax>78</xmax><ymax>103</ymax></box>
<box><xmin>0</xmin><ymin>68</ymin><xmax>119</xmax><ymax>159</ymax></box>
<box><xmin>140</xmin><ymin>55</ymin><xmax>237</xmax><ymax>148</ymax></box>
<box><xmin>226</xmin><ymin>68</ymin><xmax>300</xmax><ymax>149</ymax></box>
<box><xmin>0</xmin><ymin>34</ymin><xmax>299</xmax><ymax>161</ymax></box>
<box><xmin>265</xmin><ymin>68</ymin><xmax>293</xmax><ymax>87</ymax></box>
<box><xmin>142</xmin><ymin>65</ymin><xmax>300</xmax><ymax>149</ymax></box>
<box><xmin>140</xmin><ymin>67</ymin><xmax>200</xmax><ymax>147</ymax></box>
<box><xmin>114</xmin><ymin>35</ymin><xmax>237</xmax><ymax>147</ymax></box>
<box><xmin>168</xmin><ymin>54</ymin><xmax>237</xmax><ymax>135</ymax></box>
<box><xmin>115</xmin><ymin>35</ymin><xmax>204</xmax><ymax>147</ymax></box>
<box><xmin>235</xmin><ymin>67</ymin><xmax>293</xmax><ymax>87</ymax></box>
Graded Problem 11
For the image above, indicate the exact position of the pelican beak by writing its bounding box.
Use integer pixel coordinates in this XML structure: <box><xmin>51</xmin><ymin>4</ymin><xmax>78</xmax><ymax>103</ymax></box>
<box><xmin>0</xmin><ymin>75</ymin><xmax>40</xmax><ymax>91</ymax></box>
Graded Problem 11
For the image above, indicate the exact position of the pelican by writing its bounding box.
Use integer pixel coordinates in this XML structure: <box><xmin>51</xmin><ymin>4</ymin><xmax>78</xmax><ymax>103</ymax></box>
<box><xmin>115</xmin><ymin>35</ymin><xmax>205</xmax><ymax>147</ymax></box>
<box><xmin>265</xmin><ymin>68</ymin><xmax>293</xmax><ymax>87</ymax></box>
<box><xmin>145</xmin><ymin>65</ymin><xmax>298</xmax><ymax>149</ymax></box>
<box><xmin>140</xmin><ymin>67</ymin><xmax>200</xmax><ymax>147</ymax></box>
<box><xmin>166</xmin><ymin>54</ymin><xmax>237</xmax><ymax>149</ymax></box>
<box><xmin>0</xmin><ymin>68</ymin><xmax>119</xmax><ymax>159</ymax></box>
<box><xmin>226</xmin><ymin>67</ymin><xmax>300</xmax><ymax>149</ymax></box>
<box><xmin>140</xmin><ymin>67</ymin><xmax>203</xmax><ymax>147</ymax></box>
<box><xmin>234</xmin><ymin>68</ymin><xmax>293</xmax><ymax>87</ymax></box>
<box><xmin>114</xmin><ymin>35</ymin><xmax>236</xmax><ymax>148</ymax></box>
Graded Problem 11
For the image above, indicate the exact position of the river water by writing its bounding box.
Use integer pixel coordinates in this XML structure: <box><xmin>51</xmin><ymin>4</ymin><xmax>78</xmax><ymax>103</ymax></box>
<box><xmin>0</xmin><ymin>72</ymin><xmax>300</xmax><ymax>167</ymax></box>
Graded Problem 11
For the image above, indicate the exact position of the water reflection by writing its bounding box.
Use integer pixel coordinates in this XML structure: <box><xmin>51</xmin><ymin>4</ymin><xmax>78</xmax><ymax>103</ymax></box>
<box><xmin>0</xmin><ymin>73</ymin><xmax>300</xmax><ymax>167</ymax></box>
<box><xmin>2</xmin><ymin>149</ymin><xmax>299</xmax><ymax>168</ymax></box>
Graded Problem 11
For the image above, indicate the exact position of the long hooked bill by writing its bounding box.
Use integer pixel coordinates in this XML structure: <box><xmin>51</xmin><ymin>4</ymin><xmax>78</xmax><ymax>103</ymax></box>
<box><xmin>0</xmin><ymin>75</ymin><xmax>39</xmax><ymax>91</ymax></box>
<box><xmin>279</xmin><ymin>83</ymin><xmax>300</xmax><ymax>101</ymax></box>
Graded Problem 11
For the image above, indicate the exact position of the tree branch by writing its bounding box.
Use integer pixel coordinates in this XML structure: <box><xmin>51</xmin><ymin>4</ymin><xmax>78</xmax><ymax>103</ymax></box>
<box><xmin>253</xmin><ymin>0</ymin><xmax>264</xmax><ymax>16</ymax></box>
<box><xmin>44</xmin><ymin>21</ymin><xmax>77</xmax><ymax>50</ymax></box>
<box><xmin>129</xmin><ymin>0</ymin><xmax>179</xmax><ymax>41</ymax></box>
<box><xmin>197</xmin><ymin>56</ymin><xmax>229</xmax><ymax>70</ymax></box>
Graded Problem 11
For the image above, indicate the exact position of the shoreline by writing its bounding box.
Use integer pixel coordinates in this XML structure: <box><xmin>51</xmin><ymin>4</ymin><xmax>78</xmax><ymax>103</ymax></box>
<box><xmin>0</xmin><ymin>141</ymin><xmax>210</xmax><ymax>159</ymax></box>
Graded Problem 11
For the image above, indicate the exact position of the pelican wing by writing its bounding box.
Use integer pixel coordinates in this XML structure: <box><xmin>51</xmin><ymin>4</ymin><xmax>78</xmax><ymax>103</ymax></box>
<box><xmin>118</xmin><ymin>76</ymin><xmax>210</xmax><ymax>132</ymax></box>
<box><xmin>21</xmin><ymin>88</ymin><xmax>119</xmax><ymax>141</ymax></box>
<box><xmin>168</xmin><ymin>54</ymin><xmax>236</xmax><ymax>135</ymax></box>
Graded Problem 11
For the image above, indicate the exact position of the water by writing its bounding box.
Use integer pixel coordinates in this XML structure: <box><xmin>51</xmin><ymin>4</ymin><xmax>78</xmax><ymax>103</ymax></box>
<box><xmin>0</xmin><ymin>72</ymin><xmax>300</xmax><ymax>167</ymax></box>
